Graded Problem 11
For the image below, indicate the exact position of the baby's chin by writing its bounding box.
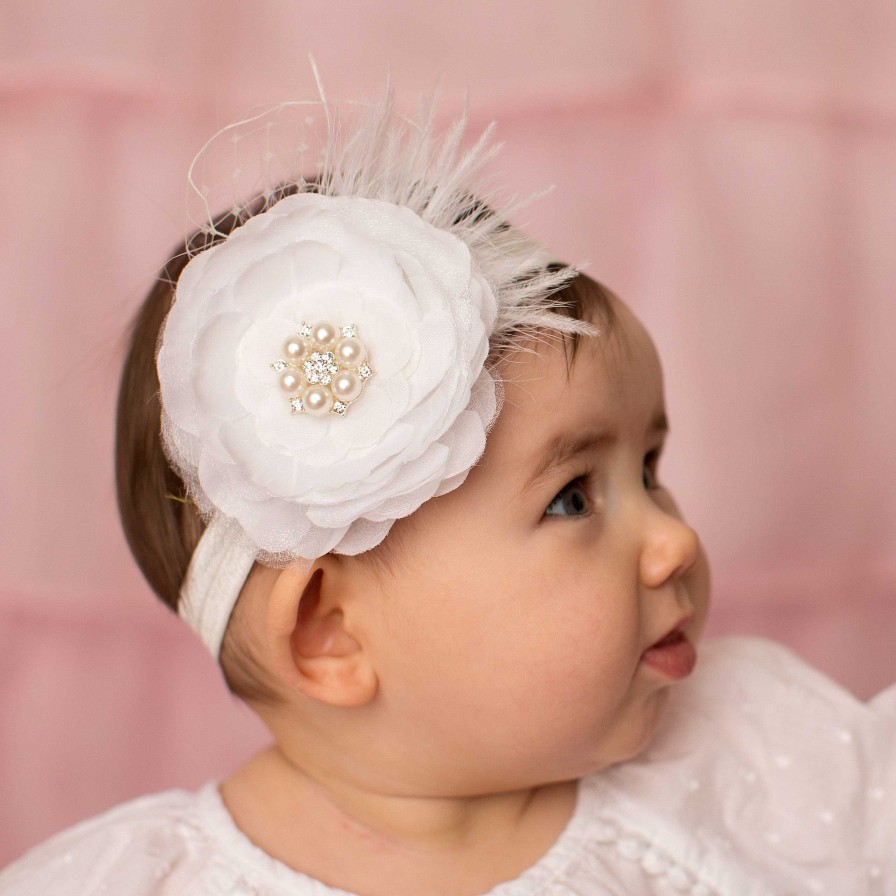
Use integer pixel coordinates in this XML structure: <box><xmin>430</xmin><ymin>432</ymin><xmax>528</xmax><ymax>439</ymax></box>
<box><xmin>601</xmin><ymin>687</ymin><xmax>675</xmax><ymax>772</ymax></box>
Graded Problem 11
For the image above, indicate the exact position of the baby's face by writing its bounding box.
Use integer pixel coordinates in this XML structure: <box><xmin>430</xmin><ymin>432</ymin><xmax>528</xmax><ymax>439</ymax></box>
<box><xmin>355</xmin><ymin>294</ymin><xmax>711</xmax><ymax>793</ymax></box>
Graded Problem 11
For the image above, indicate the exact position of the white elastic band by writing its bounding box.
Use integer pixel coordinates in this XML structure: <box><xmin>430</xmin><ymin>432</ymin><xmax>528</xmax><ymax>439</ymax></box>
<box><xmin>178</xmin><ymin>513</ymin><xmax>258</xmax><ymax>658</ymax></box>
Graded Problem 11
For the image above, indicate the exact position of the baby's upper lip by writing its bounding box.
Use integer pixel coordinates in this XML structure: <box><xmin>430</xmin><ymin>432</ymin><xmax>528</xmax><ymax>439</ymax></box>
<box><xmin>646</xmin><ymin>613</ymin><xmax>693</xmax><ymax>651</ymax></box>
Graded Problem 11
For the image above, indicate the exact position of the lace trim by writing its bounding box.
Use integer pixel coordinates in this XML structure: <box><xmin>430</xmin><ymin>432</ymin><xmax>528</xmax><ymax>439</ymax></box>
<box><xmin>589</xmin><ymin>815</ymin><xmax>715</xmax><ymax>895</ymax></box>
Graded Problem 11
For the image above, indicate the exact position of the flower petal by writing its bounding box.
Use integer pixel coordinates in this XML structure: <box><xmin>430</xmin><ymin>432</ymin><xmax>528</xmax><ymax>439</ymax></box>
<box><xmin>193</xmin><ymin>313</ymin><xmax>251</xmax><ymax>422</ymax></box>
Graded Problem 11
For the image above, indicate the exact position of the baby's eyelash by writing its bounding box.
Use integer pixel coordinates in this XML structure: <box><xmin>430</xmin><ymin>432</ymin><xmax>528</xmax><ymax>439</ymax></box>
<box><xmin>643</xmin><ymin>449</ymin><xmax>662</xmax><ymax>490</ymax></box>
<box><xmin>543</xmin><ymin>471</ymin><xmax>594</xmax><ymax>519</ymax></box>
<box><xmin>544</xmin><ymin>449</ymin><xmax>664</xmax><ymax>519</ymax></box>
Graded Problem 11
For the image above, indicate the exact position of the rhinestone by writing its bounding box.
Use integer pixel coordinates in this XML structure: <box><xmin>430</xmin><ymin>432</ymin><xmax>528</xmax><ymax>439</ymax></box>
<box><xmin>357</xmin><ymin>364</ymin><xmax>372</xmax><ymax>379</ymax></box>
<box><xmin>341</xmin><ymin>324</ymin><xmax>357</xmax><ymax>338</ymax></box>
<box><xmin>289</xmin><ymin>396</ymin><xmax>304</xmax><ymax>414</ymax></box>
<box><xmin>271</xmin><ymin>359</ymin><xmax>287</xmax><ymax>372</ymax></box>
<box><xmin>304</xmin><ymin>351</ymin><xmax>339</xmax><ymax>385</ymax></box>
<box><xmin>332</xmin><ymin>401</ymin><xmax>347</xmax><ymax>415</ymax></box>
<box><xmin>300</xmin><ymin>322</ymin><xmax>313</xmax><ymax>338</ymax></box>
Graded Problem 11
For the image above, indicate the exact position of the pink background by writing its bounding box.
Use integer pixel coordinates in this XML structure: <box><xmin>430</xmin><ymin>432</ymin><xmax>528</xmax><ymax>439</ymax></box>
<box><xmin>2</xmin><ymin>0</ymin><xmax>894</xmax><ymax>865</ymax></box>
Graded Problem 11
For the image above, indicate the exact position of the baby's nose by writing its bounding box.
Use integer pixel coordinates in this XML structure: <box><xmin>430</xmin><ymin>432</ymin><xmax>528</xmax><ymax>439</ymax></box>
<box><xmin>638</xmin><ymin>507</ymin><xmax>701</xmax><ymax>590</ymax></box>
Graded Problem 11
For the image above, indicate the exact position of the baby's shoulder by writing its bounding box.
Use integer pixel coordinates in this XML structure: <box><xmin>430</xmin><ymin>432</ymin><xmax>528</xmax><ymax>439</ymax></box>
<box><xmin>0</xmin><ymin>786</ymin><xmax>219</xmax><ymax>895</ymax></box>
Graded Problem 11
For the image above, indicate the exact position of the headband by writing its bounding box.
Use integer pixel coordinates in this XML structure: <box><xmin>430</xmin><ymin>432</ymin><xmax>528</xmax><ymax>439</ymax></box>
<box><xmin>156</xmin><ymin>77</ymin><xmax>598</xmax><ymax>658</ymax></box>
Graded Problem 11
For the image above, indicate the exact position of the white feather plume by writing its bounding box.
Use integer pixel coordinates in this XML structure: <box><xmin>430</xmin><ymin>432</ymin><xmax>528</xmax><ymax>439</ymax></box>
<box><xmin>185</xmin><ymin>67</ymin><xmax>599</xmax><ymax>366</ymax></box>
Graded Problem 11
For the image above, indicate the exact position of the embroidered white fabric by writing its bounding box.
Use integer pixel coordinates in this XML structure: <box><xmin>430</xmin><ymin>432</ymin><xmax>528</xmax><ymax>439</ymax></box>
<box><xmin>3</xmin><ymin>638</ymin><xmax>893</xmax><ymax>895</ymax></box>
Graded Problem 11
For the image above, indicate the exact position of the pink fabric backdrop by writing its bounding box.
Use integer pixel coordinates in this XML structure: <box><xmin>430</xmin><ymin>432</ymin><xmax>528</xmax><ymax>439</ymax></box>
<box><xmin>2</xmin><ymin>0</ymin><xmax>895</xmax><ymax>865</ymax></box>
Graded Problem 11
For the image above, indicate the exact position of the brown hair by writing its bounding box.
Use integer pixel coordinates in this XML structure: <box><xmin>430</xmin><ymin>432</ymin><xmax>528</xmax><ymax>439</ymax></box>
<box><xmin>115</xmin><ymin>194</ymin><xmax>293</xmax><ymax>703</ymax></box>
<box><xmin>114</xmin><ymin>187</ymin><xmax>614</xmax><ymax>703</ymax></box>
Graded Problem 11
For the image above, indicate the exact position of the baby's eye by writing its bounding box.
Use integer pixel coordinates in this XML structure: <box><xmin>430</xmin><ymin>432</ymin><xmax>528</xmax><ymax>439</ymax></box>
<box><xmin>544</xmin><ymin>477</ymin><xmax>592</xmax><ymax>518</ymax></box>
<box><xmin>643</xmin><ymin>450</ymin><xmax>661</xmax><ymax>490</ymax></box>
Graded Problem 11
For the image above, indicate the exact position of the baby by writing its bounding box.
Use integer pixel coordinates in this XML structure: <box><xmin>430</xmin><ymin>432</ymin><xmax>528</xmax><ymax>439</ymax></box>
<box><xmin>1</xmin><ymin>88</ymin><xmax>893</xmax><ymax>895</ymax></box>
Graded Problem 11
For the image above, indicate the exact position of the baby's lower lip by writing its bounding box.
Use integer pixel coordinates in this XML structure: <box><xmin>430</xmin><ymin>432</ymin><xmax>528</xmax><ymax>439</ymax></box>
<box><xmin>640</xmin><ymin>631</ymin><xmax>697</xmax><ymax>680</ymax></box>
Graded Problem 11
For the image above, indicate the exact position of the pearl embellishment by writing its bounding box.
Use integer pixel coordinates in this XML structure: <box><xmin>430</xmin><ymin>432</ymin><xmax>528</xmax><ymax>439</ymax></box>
<box><xmin>302</xmin><ymin>385</ymin><xmax>334</xmax><ymax>416</ymax></box>
<box><xmin>278</xmin><ymin>369</ymin><xmax>303</xmax><ymax>394</ymax></box>
<box><xmin>284</xmin><ymin>337</ymin><xmax>310</xmax><ymax>363</ymax></box>
<box><xmin>271</xmin><ymin>321</ymin><xmax>374</xmax><ymax>417</ymax></box>
<box><xmin>336</xmin><ymin>337</ymin><xmax>366</xmax><ymax>366</ymax></box>
<box><xmin>311</xmin><ymin>321</ymin><xmax>338</xmax><ymax>348</ymax></box>
<box><xmin>332</xmin><ymin>371</ymin><xmax>362</xmax><ymax>402</ymax></box>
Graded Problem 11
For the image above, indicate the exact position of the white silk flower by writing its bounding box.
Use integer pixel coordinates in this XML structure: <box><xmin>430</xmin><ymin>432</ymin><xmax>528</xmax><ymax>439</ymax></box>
<box><xmin>157</xmin><ymin>192</ymin><xmax>500</xmax><ymax>561</ymax></box>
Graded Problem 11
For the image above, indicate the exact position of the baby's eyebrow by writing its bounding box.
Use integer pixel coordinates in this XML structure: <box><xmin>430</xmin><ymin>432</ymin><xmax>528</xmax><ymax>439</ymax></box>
<box><xmin>520</xmin><ymin>429</ymin><xmax>616</xmax><ymax>498</ymax></box>
<box><xmin>519</xmin><ymin>412</ymin><xmax>669</xmax><ymax>498</ymax></box>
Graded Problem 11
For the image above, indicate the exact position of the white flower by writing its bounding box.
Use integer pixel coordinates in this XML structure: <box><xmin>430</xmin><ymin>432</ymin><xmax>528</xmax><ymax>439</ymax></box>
<box><xmin>157</xmin><ymin>192</ymin><xmax>499</xmax><ymax>560</ymax></box>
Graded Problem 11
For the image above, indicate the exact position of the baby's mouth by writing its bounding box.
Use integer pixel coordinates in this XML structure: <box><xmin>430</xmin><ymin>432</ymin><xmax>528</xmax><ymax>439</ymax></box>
<box><xmin>640</xmin><ymin>625</ymin><xmax>697</xmax><ymax>680</ymax></box>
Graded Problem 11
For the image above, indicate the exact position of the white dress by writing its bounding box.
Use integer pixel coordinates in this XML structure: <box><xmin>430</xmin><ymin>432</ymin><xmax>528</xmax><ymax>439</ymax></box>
<box><xmin>1</xmin><ymin>637</ymin><xmax>894</xmax><ymax>895</ymax></box>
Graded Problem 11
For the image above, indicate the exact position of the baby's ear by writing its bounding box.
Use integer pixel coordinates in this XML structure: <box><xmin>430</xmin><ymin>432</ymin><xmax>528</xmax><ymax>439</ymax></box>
<box><xmin>265</xmin><ymin>561</ymin><xmax>377</xmax><ymax>708</ymax></box>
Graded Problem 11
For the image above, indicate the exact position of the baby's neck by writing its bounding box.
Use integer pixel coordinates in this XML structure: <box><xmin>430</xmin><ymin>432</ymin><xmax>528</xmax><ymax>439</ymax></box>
<box><xmin>220</xmin><ymin>747</ymin><xmax>578</xmax><ymax>896</ymax></box>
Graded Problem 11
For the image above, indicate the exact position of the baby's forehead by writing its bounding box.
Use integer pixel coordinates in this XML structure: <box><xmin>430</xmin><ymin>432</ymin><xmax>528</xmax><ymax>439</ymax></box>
<box><xmin>497</xmin><ymin>298</ymin><xmax>641</xmax><ymax>397</ymax></box>
<box><xmin>486</xmin><ymin>310</ymin><xmax>661</xmax><ymax>460</ymax></box>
